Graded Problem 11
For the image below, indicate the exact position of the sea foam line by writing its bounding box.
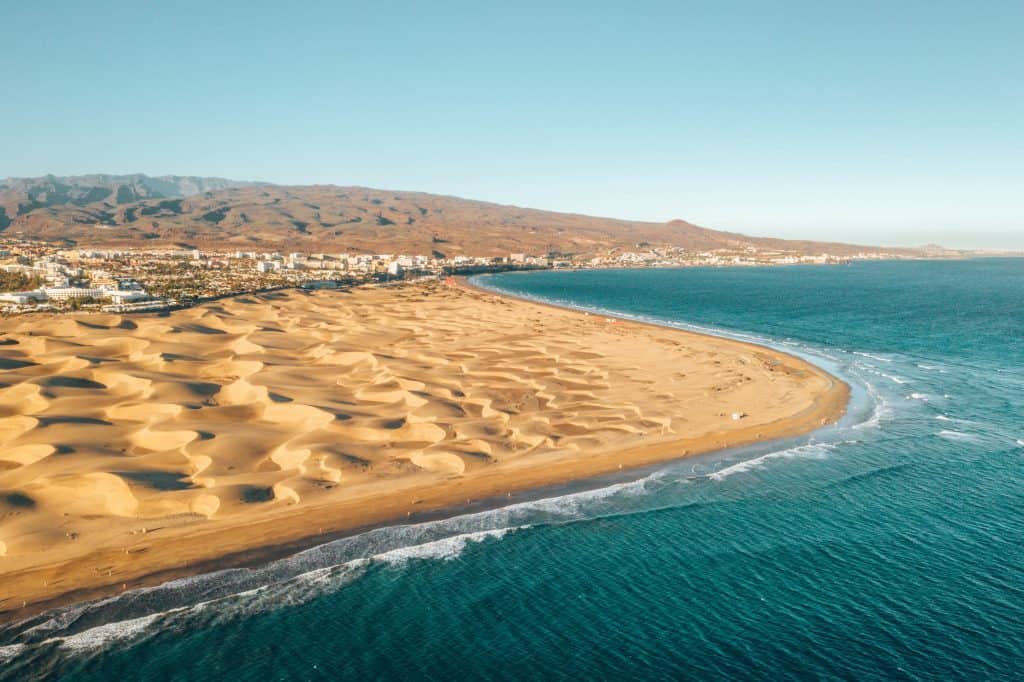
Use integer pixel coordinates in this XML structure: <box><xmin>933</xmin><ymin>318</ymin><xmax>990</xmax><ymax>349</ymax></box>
<box><xmin>708</xmin><ymin>441</ymin><xmax>841</xmax><ymax>480</ymax></box>
<box><xmin>0</xmin><ymin>643</ymin><xmax>26</xmax><ymax>665</ymax></box>
<box><xmin>374</xmin><ymin>527</ymin><xmax>512</xmax><ymax>564</ymax></box>
<box><xmin>7</xmin><ymin>526</ymin><xmax>522</xmax><ymax>663</ymax></box>
<box><xmin>850</xmin><ymin>379</ymin><xmax>891</xmax><ymax>431</ymax></box>
<box><xmin>853</xmin><ymin>351</ymin><xmax>894</xmax><ymax>363</ymax></box>
<box><xmin>5</xmin><ymin>467</ymin><xmax>684</xmax><ymax>658</ymax></box>
<box><xmin>937</xmin><ymin>429</ymin><xmax>980</xmax><ymax>442</ymax></box>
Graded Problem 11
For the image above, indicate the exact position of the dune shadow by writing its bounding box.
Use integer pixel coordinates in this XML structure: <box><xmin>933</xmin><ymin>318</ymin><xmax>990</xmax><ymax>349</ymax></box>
<box><xmin>173</xmin><ymin>324</ymin><xmax>227</xmax><ymax>335</ymax></box>
<box><xmin>114</xmin><ymin>471</ymin><xmax>194</xmax><ymax>491</ymax></box>
<box><xmin>0</xmin><ymin>357</ymin><xmax>37</xmax><ymax>370</ymax></box>
<box><xmin>37</xmin><ymin>416</ymin><xmax>113</xmax><ymax>427</ymax></box>
<box><xmin>184</xmin><ymin>381</ymin><xmax>221</xmax><ymax>396</ymax></box>
<box><xmin>71</xmin><ymin>355</ymin><xmax>111</xmax><ymax>366</ymax></box>
<box><xmin>161</xmin><ymin>352</ymin><xmax>203</xmax><ymax>362</ymax></box>
<box><xmin>241</xmin><ymin>485</ymin><xmax>274</xmax><ymax>503</ymax></box>
<box><xmin>43</xmin><ymin>376</ymin><xmax>107</xmax><ymax>389</ymax></box>
<box><xmin>75</xmin><ymin>320</ymin><xmax>113</xmax><ymax>330</ymax></box>
<box><xmin>2</xmin><ymin>492</ymin><xmax>36</xmax><ymax>509</ymax></box>
<box><xmin>340</xmin><ymin>453</ymin><xmax>371</xmax><ymax>469</ymax></box>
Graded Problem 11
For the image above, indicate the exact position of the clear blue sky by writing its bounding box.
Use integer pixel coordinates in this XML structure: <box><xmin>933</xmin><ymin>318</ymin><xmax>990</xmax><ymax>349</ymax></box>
<box><xmin>3</xmin><ymin>1</ymin><xmax>1021</xmax><ymax>249</ymax></box>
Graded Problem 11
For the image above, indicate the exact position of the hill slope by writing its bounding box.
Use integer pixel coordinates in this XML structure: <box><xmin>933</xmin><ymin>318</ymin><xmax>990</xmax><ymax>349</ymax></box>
<box><xmin>0</xmin><ymin>174</ymin><xmax>894</xmax><ymax>256</ymax></box>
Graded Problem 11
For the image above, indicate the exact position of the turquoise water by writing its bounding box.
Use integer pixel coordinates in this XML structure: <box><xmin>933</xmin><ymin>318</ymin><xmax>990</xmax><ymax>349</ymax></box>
<box><xmin>3</xmin><ymin>259</ymin><xmax>1023</xmax><ymax>680</ymax></box>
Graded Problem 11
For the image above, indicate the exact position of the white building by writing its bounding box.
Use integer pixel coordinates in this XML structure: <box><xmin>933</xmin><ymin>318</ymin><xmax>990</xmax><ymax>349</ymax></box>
<box><xmin>42</xmin><ymin>286</ymin><xmax>107</xmax><ymax>302</ymax></box>
<box><xmin>0</xmin><ymin>290</ymin><xmax>47</xmax><ymax>305</ymax></box>
<box><xmin>107</xmin><ymin>290</ymin><xmax>150</xmax><ymax>305</ymax></box>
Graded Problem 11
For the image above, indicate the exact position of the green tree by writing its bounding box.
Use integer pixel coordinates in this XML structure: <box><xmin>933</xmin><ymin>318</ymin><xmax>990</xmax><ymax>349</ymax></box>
<box><xmin>0</xmin><ymin>271</ymin><xmax>44</xmax><ymax>292</ymax></box>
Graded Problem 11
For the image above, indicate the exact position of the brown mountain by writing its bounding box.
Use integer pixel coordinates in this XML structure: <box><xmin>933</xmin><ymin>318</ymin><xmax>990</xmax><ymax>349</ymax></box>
<box><xmin>0</xmin><ymin>174</ymin><xmax>898</xmax><ymax>256</ymax></box>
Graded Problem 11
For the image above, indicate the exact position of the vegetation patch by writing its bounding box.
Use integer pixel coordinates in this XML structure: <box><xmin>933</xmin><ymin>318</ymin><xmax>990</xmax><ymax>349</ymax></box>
<box><xmin>201</xmin><ymin>208</ymin><xmax>229</xmax><ymax>223</ymax></box>
<box><xmin>0</xmin><ymin>270</ymin><xmax>44</xmax><ymax>292</ymax></box>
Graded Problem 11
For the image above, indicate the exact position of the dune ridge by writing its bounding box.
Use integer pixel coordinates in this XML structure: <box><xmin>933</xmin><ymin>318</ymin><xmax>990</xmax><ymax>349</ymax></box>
<box><xmin>0</xmin><ymin>281</ymin><xmax>846</xmax><ymax>618</ymax></box>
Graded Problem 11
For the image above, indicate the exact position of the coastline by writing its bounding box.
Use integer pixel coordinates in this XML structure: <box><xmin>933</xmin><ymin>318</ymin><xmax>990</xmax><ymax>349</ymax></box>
<box><xmin>0</xmin><ymin>278</ymin><xmax>848</xmax><ymax>626</ymax></box>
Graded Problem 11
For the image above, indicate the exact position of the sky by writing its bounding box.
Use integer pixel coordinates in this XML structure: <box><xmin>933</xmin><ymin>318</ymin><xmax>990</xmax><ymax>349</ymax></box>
<box><xmin>2</xmin><ymin>1</ymin><xmax>1022</xmax><ymax>249</ymax></box>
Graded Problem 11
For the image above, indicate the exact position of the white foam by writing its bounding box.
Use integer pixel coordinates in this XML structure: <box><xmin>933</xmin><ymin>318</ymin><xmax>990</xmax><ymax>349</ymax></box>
<box><xmin>58</xmin><ymin>613</ymin><xmax>162</xmax><ymax>653</ymax></box>
<box><xmin>374</xmin><ymin>528</ymin><xmax>511</xmax><ymax>564</ymax></box>
<box><xmin>5</xmin><ymin>465</ymin><xmax>683</xmax><ymax>661</ymax></box>
<box><xmin>852</xmin><ymin>380</ymin><xmax>892</xmax><ymax>431</ymax></box>
<box><xmin>193</xmin><ymin>561</ymin><xmax>372</xmax><ymax>623</ymax></box>
<box><xmin>937</xmin><ymin>430</ymin><xmax>979</xmax><ymax>442</ymax></box>
<box><xmin>853</xmin><ymin>351</ymin><xmax>893</xmax><ymax>363</ymax></box>
<box><xmin>881</xmin><ymin>373</ymin><xmax>908</xmax><ymax>385</ymax></box>
<box><xmin>12</xmin><ymin>534</ymin><xmax>486</xmax><ymax>659</ymax></box>
<box><xmin>709</xmin><ymin>441</ymin><xmax>838</xmax><ymax>480</ymax></box>
<box><xmin>1015</xmin><ymin>439</ymin><xmax>1024</xmax><ymax>447</ymax></box>
<box><xmin>933</xmin><ymin>415</ymin><xmax>977</xmax><ymax>426</ymax></box>
<box><xmin>908</xmin><ymin>393</ymin><xmax>929</xmax><ymax>401</ymax></box>
<box><xmin>20</xmin><ymin>591</ymin><xmax>131</xmax><ymax>641</ymax></box>
<box><xmin>506</xmin><ymin>474</ymin><xmax>658</xmax><ymax>516</ymax></box>
<box><xmin>35</xmin><ymin>590</ymin><xmax>258</xmax><ymax>657</ymax></box>
<box><xmin>5</xmin><ymin>524</ymin><xmax>527</xmax><ymax>662</ymax></box>
<box><xmin>854</xmin><ymin>407</ymin><xmax>882</xmax><ymax>431</ymax></box>
<box><xmin>0</xmin><ymin>643</ymin><xmax>26</xmax><ymax>664</ymax></box>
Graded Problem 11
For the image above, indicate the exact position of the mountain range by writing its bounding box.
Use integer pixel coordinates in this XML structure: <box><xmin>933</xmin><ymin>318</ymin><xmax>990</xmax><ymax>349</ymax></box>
<box><xmin>0</xmin><ymin>174</ymin><xmax>910</xmax><ymax>256</ymax></box>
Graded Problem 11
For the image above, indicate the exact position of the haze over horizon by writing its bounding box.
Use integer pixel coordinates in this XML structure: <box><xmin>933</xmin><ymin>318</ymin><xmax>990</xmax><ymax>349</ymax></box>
<box><xmin>3</xmin><ymin>1</ymin><xmax>1021</xmax><ymax>250</ymax></box>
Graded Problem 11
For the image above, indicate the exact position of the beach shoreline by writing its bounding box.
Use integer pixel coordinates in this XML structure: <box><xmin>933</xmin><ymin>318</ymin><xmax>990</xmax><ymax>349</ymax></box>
<box><xmin>0</xmin><ymin>278</ymin><xmax>848</xmax><ymax>626</ymax></box>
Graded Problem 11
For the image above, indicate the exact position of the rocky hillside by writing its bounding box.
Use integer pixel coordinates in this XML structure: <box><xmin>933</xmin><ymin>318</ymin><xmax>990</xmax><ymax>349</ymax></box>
<box><xmin>0</xmin><ymin>174</ymin><xmax>896</xmax><ymax>256</ymax></box>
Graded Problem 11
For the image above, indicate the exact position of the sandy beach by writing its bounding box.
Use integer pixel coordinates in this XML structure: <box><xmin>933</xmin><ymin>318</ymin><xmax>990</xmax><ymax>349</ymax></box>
<box><xmin>0</xmin><ymin>280</ymin><xmax>847</xmax><ymax>620</ymax></box>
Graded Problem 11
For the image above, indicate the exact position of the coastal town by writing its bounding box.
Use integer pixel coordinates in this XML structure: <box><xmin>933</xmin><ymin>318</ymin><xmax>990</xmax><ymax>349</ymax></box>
<box><xmin>0</xmin><ymin>236</ymin><xmax>912</xmax><ymax>315</ymax></box>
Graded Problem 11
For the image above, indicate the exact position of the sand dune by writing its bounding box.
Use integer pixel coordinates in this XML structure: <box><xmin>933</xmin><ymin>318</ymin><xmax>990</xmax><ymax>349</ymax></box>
<box><xmin>0</xmin><ymin>281</ymin><xmax>846</xmax><ymax>617</ymax></box>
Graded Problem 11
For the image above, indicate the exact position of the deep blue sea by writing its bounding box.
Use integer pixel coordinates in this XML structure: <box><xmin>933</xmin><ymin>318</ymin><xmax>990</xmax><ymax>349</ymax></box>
<box><xmin>3</xmin><ymin>259</ymin><xmax>1023</xmax><ymax>680</ymax></box>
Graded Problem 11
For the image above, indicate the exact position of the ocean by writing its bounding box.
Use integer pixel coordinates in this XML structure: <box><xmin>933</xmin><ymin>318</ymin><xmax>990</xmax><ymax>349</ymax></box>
<box><xmin>3</xmin><ymin>258</ymin><xmax>1023</xmax><ymax>680</ymax></box>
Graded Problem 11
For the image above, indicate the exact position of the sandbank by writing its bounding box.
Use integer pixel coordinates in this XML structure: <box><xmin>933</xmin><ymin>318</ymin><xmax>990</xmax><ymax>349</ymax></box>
<box><xmin>0</xmin><ymin>279</ymin><xmax>847</xmax><ymax>621</ymax></box>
